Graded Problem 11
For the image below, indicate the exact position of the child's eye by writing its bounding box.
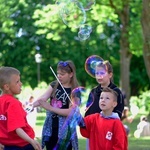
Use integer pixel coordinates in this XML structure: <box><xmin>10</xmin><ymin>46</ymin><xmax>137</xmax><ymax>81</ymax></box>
<box><xmin>95</xmin><ymin>71</ymin><xmax>106</xmax><ymax>76</ymax></box>
<box><xmin>106</xmin><ymin>97</ymin><xmax>110</xmax><ymax>100</ymax></box>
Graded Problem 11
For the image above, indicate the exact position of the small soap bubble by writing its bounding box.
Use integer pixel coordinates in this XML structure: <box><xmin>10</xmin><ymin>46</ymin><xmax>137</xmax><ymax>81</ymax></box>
<box><xmin>78</xmin><ymin>24</ymin><xmax>92</xmax><ymax>41</ymax></box>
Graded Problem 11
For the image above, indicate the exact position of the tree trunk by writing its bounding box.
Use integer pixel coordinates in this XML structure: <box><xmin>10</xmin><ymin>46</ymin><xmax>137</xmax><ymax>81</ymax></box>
<box><xmin>109</xmin><ymin>1</ymin><xmax>132</xmax><ymax>105</ymax></box>
<box><xmin>119</xmin><ymin>3</ymin><xmax>132</xmax><ymax>106</ymax></box>
<box><xmin>141</xmin><ymin>0</ymin><xmax>150</xmax><ymax>80</ymax></box>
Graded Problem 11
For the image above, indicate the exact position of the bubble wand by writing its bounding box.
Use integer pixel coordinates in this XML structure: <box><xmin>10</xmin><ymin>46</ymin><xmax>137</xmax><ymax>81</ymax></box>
<box><xmin>50</xmin><ymin>66</ymin><xmax>73</xmax><ymax>105</ymax></box>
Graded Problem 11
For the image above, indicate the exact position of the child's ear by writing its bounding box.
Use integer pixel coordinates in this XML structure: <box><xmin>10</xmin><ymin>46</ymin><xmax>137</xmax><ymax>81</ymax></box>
<box><xmin>113</xmin><ymin>101</ymin><xmax>117</xmax><ymax>108</ymax></box>
<box><xmin>3</xmin><ymin>84</ymin><xmax>9</xmax><ymax>90</ymax></box>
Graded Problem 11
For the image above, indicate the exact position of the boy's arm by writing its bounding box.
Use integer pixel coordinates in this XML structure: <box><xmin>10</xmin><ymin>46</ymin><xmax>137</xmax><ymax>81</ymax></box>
<box><xmin>16</xmin><ymin>128</ymin><xmax>42</xmax><ymax>150</ymax></box>
<box><xmin>80</xmin><ymin>124</ymin><xmax>89</xmax><ymax>138</ymax></box>
<box><xmin>79</xmin><ymin>116</ymin><xmax>90</xmax><ymax>138</ymax></box>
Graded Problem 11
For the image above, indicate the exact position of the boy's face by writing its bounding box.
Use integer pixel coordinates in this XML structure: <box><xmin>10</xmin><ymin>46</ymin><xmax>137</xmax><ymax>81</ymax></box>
<box><xmin>99</xmin><ymin>91</ymin><xmax>117</xmax><ymax>111</ymax></box>
<box><xmin>4</xmin><ymin>74</ymin><xmax>22</xmax><ymax>95</ymax></box>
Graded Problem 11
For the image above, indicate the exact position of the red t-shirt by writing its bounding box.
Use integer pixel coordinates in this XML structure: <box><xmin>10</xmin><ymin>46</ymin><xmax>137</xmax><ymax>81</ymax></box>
<box><xmin>80</xmin><ymin>113</ymin><xmax>128</xmax><ymax>150</ymax></box>
<box><xmin>0</xmin><ymin>94</ymin><xmax>35</xmax><ymax>146</ymax></box>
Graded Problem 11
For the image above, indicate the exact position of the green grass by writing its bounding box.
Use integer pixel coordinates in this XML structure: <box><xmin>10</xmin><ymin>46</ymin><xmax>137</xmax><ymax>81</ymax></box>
<box><xmin>35</xmin><ymin>112</ymin><xmax>150</xmax><ymax>150</ymax></box>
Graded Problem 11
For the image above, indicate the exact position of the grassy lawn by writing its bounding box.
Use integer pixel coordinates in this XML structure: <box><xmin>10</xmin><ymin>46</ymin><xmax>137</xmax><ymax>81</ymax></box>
<box><xmin>127</xmin><ymin>114</ymin><xmax>150</xmax><ymax>150</ymax></box>
<box><xmin>35</xmin><ymin>112</ymin><xmax>150</xmax><ymax>150</ymax></box>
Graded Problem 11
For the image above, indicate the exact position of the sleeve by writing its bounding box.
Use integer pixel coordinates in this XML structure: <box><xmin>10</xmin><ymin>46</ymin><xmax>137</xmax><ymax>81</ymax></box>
<box><xmin>80</xmin><ymin>121</ymin><xmax>89</xmax><ymax>138</ymax></box>
<box><xmin>80</xmin><ymin>115</ymin><xmax>93</xmax><ymax>138</ymax></box>
<box><xmin>113</xmin><ymin>121</ymin><xmax>128</xmax><ymax>150</ymax></box>
<box><xmin>7</xmin><ymin>100</ymin><xmax>26</xmax><ymax>132</ymax></box>
<box><xmin>50</xmin><ymin>80</ymin><xmax>57</xmax><ymax>88</ymax></box>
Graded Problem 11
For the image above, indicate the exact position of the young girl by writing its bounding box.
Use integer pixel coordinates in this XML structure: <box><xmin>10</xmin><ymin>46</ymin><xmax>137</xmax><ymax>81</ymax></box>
<box><xmin>33</xmin><ymin>60</ymin><xmax>79</xmax><ymax>150</ymax></box>
<box><xmin>85</xmin><ymin>60</ymin><xmax>124</xmax><ymax>118</ymax></box>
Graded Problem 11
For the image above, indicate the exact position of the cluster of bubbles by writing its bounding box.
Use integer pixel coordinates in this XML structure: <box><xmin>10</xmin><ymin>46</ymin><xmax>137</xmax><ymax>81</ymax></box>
<box><xmin>56</xmin><ymin>0</ymin><xmax>95</xmax><ymax>41</ymax></box>
<box><xmin>85</xmin><ymin>55</ymin><xmax>104</xmax><ymax>78</ymax></box>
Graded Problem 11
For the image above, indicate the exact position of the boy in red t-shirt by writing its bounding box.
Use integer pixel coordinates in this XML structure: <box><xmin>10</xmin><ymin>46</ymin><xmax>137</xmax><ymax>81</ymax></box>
<box><xmin>0</xmin><ymin>67</ymin><xmax>42</xmax><ymax>150</ymax></box>
<box><xmin>79</xmin><ymin>87</ymin><xmax>128</xmax><ymax>150</ymax></box>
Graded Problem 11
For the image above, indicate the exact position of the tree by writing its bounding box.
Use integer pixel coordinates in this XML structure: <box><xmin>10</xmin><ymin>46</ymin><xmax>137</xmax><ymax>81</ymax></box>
<box><xmin>141</xmin><ymin>0</ymin><xmax>150</xmax><ymax>80</ymax></box>
<box><xmin>0</xmin><ymin>0</ymin><xmax>149</xmax><ymax>96</ymax></box>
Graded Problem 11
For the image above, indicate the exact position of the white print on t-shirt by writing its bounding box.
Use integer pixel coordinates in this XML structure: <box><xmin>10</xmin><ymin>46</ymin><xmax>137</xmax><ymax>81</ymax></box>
<box><xmin>55</xmin><ymin>89</ymin><xmax>68</xmax><ymax>106</ymax></box>
<box><xmin>106</xmin><ymin>131</ymin><xmax>113</xmax><ymax>140</ymax></box>
<box><xmin>0</xmin><ymin>115</ymin><xmax>7</xmax><ymax>120</ymax></box>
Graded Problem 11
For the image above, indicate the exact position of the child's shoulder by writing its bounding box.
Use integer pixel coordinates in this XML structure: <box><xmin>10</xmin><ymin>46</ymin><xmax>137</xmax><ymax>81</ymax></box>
<box><xmin>113</xmin><ymin>118</ymin><xmax>125</xmax><ymax>127</ymax></box>
<box><xmin>1</xmin><ymin>94</ymin><xmax>20</xmax><ymax>104</ymax></box>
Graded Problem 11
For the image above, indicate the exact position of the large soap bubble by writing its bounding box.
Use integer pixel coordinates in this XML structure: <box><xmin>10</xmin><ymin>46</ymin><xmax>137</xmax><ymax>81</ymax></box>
<box><xmin>85</xmin><ymin>55</ymin><xmax>104</xmax><ymax>78</ymax></box>
<box><xmin>57</xmin><ymin>0</ymin><xmax>86</xmax><ymax>28</ymax></box>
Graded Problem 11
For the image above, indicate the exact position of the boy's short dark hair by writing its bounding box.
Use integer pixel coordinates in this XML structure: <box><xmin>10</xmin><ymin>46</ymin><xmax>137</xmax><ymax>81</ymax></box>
<box><xmin>102</xmin><ymin>87</ymin><xmax>118</xmax><ymax>102</ymax></box>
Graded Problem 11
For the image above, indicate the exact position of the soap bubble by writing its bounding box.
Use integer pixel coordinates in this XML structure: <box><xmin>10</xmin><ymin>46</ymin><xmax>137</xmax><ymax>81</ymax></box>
<box><xmin>85</xmin><ymin>55</ymin><xmax>104</xmax><ymax>78</ymax></box>
<box><xmin>57</xmin><ymin>0</ymin><xmax>86</xmax><ymax>28</ymax></box>
<box><xmin>78</xmin><ymin>24</ymin><xmax>92</xmax><ymax>41</ymax></box>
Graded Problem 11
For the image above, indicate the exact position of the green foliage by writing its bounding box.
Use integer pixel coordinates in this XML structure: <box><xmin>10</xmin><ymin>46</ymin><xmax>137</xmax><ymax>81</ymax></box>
<box><xmin>139</xmin><ymin>91</ymin><xmax>150</xmax><ymax>113</ymax></box>
<box><xmin>130</xmin><ymin>55</ymin><xmax>150</xmax><ymax>95</ymax></box>
<box><xmin>0</xmin><ymin>0</ymin><xmax>149</xmax><ymax>96</ymax></box>
<box><xmin>130</xmin><ymin>96</ymin><xmax>142</xmax><ymax>110</ymax></box>
<box><xmin>130</xmin><ymin>91</ymin><xmax>150</xmax><ymax>114</ymax></box>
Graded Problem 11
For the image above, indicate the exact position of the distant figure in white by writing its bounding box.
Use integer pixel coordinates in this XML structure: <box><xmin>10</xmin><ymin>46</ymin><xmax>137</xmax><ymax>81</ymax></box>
<box><xmin>134</xmin><ymin>115</ymin><xmax>150</xmax><ymax>138</ymax></box>
<box><xmin>23</xmin><ymin>96</ymin><xmax>37</xmax><ymax>128</ymax></box>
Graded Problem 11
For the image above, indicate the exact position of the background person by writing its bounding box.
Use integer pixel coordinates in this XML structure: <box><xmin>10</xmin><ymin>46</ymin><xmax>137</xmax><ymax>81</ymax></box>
<box><xmin>85</xmin><ymin>60</ymin><xmax>124</xmax><ymax>118</ymax></box>
<box><xmin>121</xmin><ymin>106</ymin><xmax>134</xmax><ymax>136</ymax></box>
<box><xmin>134</xmin><ymin>115</ymin><xmax>150</xmax><ymax>138</ymax></box>
<box><xmin>23</xmin><ymin>96</ymin><xmax>38</xmax><ymax>129</ymax></box>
